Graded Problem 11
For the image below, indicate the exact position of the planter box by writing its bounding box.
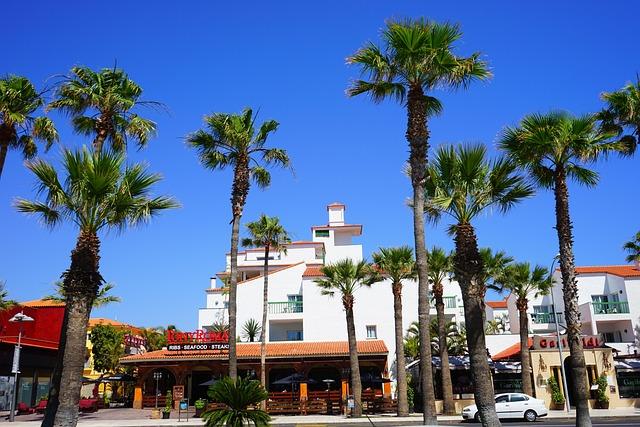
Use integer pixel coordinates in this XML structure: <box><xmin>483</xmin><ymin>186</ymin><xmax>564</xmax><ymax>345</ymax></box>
<box><xmin>162</xmin><ymin>411</ymin><xmax>171</xmax><ymax>419</ymax></box>
<box><xmin>150</xmin><ymin>409</ymin><xmax>161</xmax><ymax>419</ymax></box>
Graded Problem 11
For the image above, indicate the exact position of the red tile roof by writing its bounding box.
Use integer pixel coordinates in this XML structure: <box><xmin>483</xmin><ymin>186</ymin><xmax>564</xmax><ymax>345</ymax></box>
<box><xmin>492</xmin><ymin>338</ymin><xmax>532</xmax><ymax>361</ymax></box>
<box><xmin>88</xmin><ymin>318</ymin><xmax>143</xmax><ymax>335</ymax></box>
<box><xmin>486</xmin><ymin>299</ymin><xmax>508</xmax><ymax>309</ymax></box>
<box><xmin>303</xmin><ymin>265</ymin><xmax>325</xmax><ymax>278</ymax></box>
<box><xmin>21</xmin><ymin>299</ymin><xmax>65</xmax><ymax>308</ymax></box>
<box><xmin>574</xmin><ymin>265</ymin><xmax>640</xmax><ymax>278</ymax></box>
<box><xmin>236</xmin><ymin>262</ymin><xmax>305</xmax><ymax>285</ymax></box>
<box><xmin>120</xmin><ymin>340</ymin><xmax>387</xmax><ymax>363</ymax></box>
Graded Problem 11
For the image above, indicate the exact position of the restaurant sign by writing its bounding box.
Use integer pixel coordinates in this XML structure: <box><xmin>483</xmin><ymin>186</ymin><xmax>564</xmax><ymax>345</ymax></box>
<box><xmin>166</xmin><ymin>329</ymin><xmax>230</xmax><ymax>352</ymax></box>
<box><xmin>532</xmin><ymin>335</ymin><xmax>601</xmax><ymax>350</ymax></box>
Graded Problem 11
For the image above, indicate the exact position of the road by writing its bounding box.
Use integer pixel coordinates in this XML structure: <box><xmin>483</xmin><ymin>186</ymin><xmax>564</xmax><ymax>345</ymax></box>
<box><xmin>274</xmin><ymin>417</ymin><xmax>640</xmax><ymax>427</ymax></box>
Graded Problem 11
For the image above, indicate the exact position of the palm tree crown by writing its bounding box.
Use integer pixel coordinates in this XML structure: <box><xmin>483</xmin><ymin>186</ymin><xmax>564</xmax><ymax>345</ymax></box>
<box><xmin>316</xmin><ymin>259</ymin><xmax>378</xmax><ymax>304</ymax></box>
<box><xmin>425</xmin><ymin>144</ymin><xmax>534</xmax><ymax>229</ymax></box>
<box><xmin>372</xmin><ymin>246</ymin><xmax>416</xmax><ymax>283</ymax></box>
<box><xmin>48</xmin><ymin>66</ymin><xmax>158</xmax><ymax>152</ymax></box>
<box><xmin>499</xmin><ymin>111</ymin><xmax>634</xmax><ymax>189</ymax></box>
<box><xmin>242</xmin><ymin>214</ymin><xmax>290</xmax><ymax>253</ymax></box>
<box><xmin>16</xmin><ymin>147</ymin><xmax>178</xmax><ymax>233</ymax></box>
<box><xmin>0</xmin><ymin>75</ymin><xmax>58</xmax><ymax>179</ymax></box>
<box><xmin>497</xmin><ymin>262</ymin><xmax>551</xmax><ymax>306</ymax></box>
<box><xmin>44</xmin><ymin>282</ymin><xmax>121</xmax><ymax>308</ymax></box>
<box><xmin>426</xmin><ymin>247</ymin><xmax>452</xmax><ymax>290</ymax></box>
<box><xmin>600</xmin><ymin>79</ymin><xmax>640</xmax><ymax>143</ymax></box>
<box><xmin>347</xmin><ymin>19</ymin><xmax>490</xmax><ymax>105</ymax></box>
<box><xmin>623</xmin><ymin>231</ymin><xmax>640</xmax><ymax>263</ymax></box>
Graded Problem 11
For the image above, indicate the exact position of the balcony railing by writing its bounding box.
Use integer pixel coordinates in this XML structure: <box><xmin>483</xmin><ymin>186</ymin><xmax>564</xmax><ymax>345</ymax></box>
<box><xmin>592</xmin><ymin>301</ymin><xmax>630</xmax><ymax>314</ymax></box>
<box><xmin>531</xmin><ymin>312</ymin><xmax>563</xmax><ymax>324</ymax></box>
<box><xmin>268</xmin><ymin>301</ymin><xmax>303</xmax><ymax>314</ymax></box>
<box><xmin>444</xmin><ymin>296</ymin><xmax>457</xmax><ymax>309</ymax></box>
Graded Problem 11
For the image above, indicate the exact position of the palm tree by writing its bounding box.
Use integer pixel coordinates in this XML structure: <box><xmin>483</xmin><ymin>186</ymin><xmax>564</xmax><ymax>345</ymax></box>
<box><xmin>48</xmin><ymin>66</ymin><xmax>158</xmax><ymax>153</ymax></box>
<box><xmin>141</xmin><ymin>327</ymin><xmax>168</xmax><ymax>352</ymax></box>
<box><xmin>485</xmin><ymin>318</ymin><xmax>507</xmax><ymax>335</ymax></box>
<box><xmin>0</xmin><ymin>281</ymin><xmax>16</xmax><ymax>309</ymax></box>
<box><xmin>16</xmin><ymin>147</ymin><xmax>176</xmax><ymax>427</ymax></box>
<box><xmin>347</xmin><ymin>19</ymin><xmax>490</xmax><ymax>424</ymax></box>
<box><xmin>425</xmin><ymin>246</ymin><xmax>455</xmax><ymax>415</ymax></box>
<box><xmin>623</xmin><ymin>231</ymin><xmax>640</xmax><ymax>263</ymax></box>
<box><xmin>241</xmin><ymin>214</ymin><xmax>290</xmax><ymax>391</ymax></box>
<box><xmin>600</xmin><ymin>79</ymin><xmax>640</xmax><ymax>145</ymax></box>
<box><xmin>242</xmin><ymin>318</ymin><xmax>261</xmax><ymax>342</ymax></box>
<box><xmin>203</xmin><ymin>377</ymin><xmax>270</xmax><ymax>427</ymax></box>
<box><xmin>424</xmin><ymin>143</ymin><xmax>533</xmax><ymax>426</ymax></box>
<box><xmin>315</xmin><ymin>259</ymin><xmax>378</xmax><ymax>417</ymax></box>
<box><xmin>404</xmin><ymin>320</ymin><xmax>465</xmax><ymax>358</ymax></box>
<box><xmin>497</xmin><ymin>262</ymin><xmax>551</xmax><ymax>396</ymax></box>
<box><xmin>0</xmin><ymin>75</ymin><xmax>58</xmax><ymax>181</ymax></box>
<box><xmin>499</xmin><ymin>111</ymin><xmax>633</xmax><ymax>426</ymax></box>
<box><xmin>44</xmin><ymin>282</ymin><xmax>122</xmax><ymax>307</ymax></box>
<box><xmin>372</xmin><ymin>246</ymin><xmax>415</xmax><ymax>416</ymax></box>
<box><xmin>188</xmin><ymin>108</ymin><xmax>289</xmax><ymax>380</ymax></box>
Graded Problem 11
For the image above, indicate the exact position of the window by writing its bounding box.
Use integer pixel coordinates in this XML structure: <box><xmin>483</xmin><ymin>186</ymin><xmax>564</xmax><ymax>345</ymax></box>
<box><xmin>287</xmin><ymin>330</ymin><xmax>303</xmax><ymax>341</ymax></box>
<box><xmin>366</xmin><ymin>325</ymin><xmax>377</xmax><ymax>339</ymax></box>
<box><xmin>495</xmin><ymin>395</ymin><xmax>509</xmax><ymax>403</ymax></box>
<box><xmin>510</xmin><ymin>394</ymin><xmax>528</xmax><ymax>402</ymax></box>
<box><xmin>315</xmin><ymin>230</ymin><xmax>330</xmax><ymax>238</ymax></box>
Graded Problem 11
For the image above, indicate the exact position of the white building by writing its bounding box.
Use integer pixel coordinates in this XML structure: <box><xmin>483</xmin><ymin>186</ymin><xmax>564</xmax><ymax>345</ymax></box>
<box><xmin>506</xmin><ymin>264</ymin><xmax>640</xmax><ymax>355</ymax></box>
<box><xmin>198</xmin><ymin>203</ymin><xmax>466</xmax><ymax>375</ymax></box>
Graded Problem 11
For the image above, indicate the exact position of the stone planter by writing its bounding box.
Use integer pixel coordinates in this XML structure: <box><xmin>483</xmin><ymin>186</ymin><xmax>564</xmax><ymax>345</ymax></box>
<box><xmin>150</xmin><ymin>409</ymin><xmax>161</xmax><ymax>419</ymax></box>
<box><xmin>550</xmin><ymin>401</ymin><xmax>565</xmax><ymax>410</ymax></box>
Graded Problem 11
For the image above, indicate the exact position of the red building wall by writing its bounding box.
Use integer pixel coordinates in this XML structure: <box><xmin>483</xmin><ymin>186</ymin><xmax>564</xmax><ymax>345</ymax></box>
<box><xmin>0</xmin><ymin>304</ymin><xmax>64</xmax><ymax>350</ymax></box>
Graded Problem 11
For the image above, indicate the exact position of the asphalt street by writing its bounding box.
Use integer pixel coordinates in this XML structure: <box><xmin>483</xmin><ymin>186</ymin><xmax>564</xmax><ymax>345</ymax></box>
<box><xmin>273</xmin><ymin>417</ymin><xmax>640</xmax><ymax>427</ymax></box>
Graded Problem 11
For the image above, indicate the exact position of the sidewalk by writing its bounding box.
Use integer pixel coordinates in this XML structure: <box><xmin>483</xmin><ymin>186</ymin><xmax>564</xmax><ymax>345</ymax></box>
<box><xmin>2</xmin><ymin>407</ymin><xmax>639</xmax><ymax>426</ymax></box>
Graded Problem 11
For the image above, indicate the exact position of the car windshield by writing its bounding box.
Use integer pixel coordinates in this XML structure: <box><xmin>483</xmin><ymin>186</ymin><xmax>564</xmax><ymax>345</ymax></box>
<box><xmin>495</xmin><ymin>395</ymin><xmax>509</xmax><ymax>403</ymax></box>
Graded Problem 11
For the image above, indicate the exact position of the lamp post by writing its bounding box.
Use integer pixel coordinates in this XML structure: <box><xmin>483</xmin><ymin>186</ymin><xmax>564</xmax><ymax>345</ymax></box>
<box><xmin>8</xmin><ymin>311</ymin><xmax>35</xmax><ymax>422</ymax></box>
<box><xmin>153</xmin><ymin>372</ymin><xmax>163</xmax><ymax>409</ymax></box>
<box><xmin>549</xmin><ymin>255</ymin><xmax>570</xmax><ymax>413</ymax></box>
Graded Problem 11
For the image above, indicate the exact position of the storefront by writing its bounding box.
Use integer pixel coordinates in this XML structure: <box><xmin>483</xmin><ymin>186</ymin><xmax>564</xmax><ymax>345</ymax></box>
<box><xmin>120</xmin><ymin>334</ymin><xmax>390</xmax><ymax>410</ymax></box>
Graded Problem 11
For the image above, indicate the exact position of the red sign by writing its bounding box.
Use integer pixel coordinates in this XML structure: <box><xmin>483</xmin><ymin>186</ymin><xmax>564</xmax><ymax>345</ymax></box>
<box><xmin>166</xmin><ymin>329</ymin><xmax>229</xmax><ymax>344</ymax></box>
<box><xmin>533</xmin><ymin>335</ymin><xmax>600</xmax><ymax>350</ymax></box>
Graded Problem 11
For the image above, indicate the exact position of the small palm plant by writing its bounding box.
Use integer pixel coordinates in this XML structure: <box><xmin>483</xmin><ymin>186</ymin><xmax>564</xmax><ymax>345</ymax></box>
<box><xmin>202</xmin><ymin>377</ymin><xmax>270</xmax><ymax>427</ymax></box>
<box><xmin>242</xmin><ymin>318</ymin><xmax>261</xmax><ymax>342</ymax></box>
<box><xmin>623</xmin><ymin>231</ymin><xmax>640</xmax><ymax>264</ymax></box>
<box><xmin>0</xmin><ymin>75</ymin><xmax>58</xmax><ymax>181</ymax></box>
<box><xmin>599</xmin><ymin>78</ymin><xmax>640</xmax><ymax>144</ymax></box>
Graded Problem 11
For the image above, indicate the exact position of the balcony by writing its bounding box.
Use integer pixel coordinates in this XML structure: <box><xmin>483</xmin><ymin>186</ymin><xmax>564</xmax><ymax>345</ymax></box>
<box><xmin>531</xmin><ymin>312</ymin><xmax>563</xmax><ymax>324</ymax></box>
<box><xmin>592</xmin><ymin>301</ymin><xmax>630</xmax><ymax>315</ymax></box>
<box><xmin>268</xmin><ymin>301</ymin><xmax>303</xmax><ymax>315</ymax></box>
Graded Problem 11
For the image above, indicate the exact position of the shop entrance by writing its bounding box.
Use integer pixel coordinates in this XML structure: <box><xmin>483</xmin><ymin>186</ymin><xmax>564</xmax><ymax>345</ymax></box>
<box><xmin>563</xmin><ymin>356</ymin><xmax>574</xmax><ymax>407</ymax></box>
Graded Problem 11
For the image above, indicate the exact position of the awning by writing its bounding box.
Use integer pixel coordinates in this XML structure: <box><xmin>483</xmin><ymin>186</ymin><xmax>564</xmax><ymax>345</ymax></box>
<box><xmin>407</xmin><ymin>356</ymin><xmax>494</xmax><ymax>370</ymax></box>
<box><xmin>493</xmin><ymin>361</ymin><xmax>522</xmax><ymax>373</ymax></box>
<box><xmin>615</xmin><ymin>359</ymin><xmax>640</xmax><ymax>372</ymax></box>
<box><xmin>605</xmin><ymin>342</ymin><xmax>638</xmax><ymax>355</ymax></box>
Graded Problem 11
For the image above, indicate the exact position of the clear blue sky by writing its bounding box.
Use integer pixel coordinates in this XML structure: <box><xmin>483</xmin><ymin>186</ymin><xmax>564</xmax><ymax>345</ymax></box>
<box><xmin>2</xmin><ymin>1</ymin><xmax>639</xmax><ymax>330</ymax></box>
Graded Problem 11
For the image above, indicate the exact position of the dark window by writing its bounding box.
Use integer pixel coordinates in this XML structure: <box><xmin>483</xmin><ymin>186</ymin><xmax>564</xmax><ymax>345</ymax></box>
<box><xmin>510</xmin><ymin>394</ymin><xmax>528</xmax><ymax>402</ymax></box>
<box><xmin>315</xmin><ymin>230</ymin><xmax>330</xmax><ymax>238</ymax></box>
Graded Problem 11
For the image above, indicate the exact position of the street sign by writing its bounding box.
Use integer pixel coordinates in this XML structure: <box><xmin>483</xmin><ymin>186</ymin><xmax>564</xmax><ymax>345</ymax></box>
<box><xmin>11</xmin><ymin>347</ymin><xmax>20</xmax><ymax>374</ymax></box>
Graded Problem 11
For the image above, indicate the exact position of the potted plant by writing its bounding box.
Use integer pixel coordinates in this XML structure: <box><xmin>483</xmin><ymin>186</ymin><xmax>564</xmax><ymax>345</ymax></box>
<box><xmin>162</xmin><ymin>390</ymin><xmax>172</xmax><ymax>419</ymax></box>
<box><xmin>546</xmin><ymin>377</ymin><xmax>565</xmax><ymax>410</ymax></box>
<box><xmin>194</xmin><ymin>398</ymin><xmax>207</xmax><ymax>417</ymax></box>
<box><xmin>595</xmin><ymin>375</ymin><xmax>609</xmax><ymax>409</ymax></box>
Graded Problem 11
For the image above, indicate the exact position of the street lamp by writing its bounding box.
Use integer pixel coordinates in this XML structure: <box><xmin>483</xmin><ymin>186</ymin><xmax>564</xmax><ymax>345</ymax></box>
<box><xmin>549</xmin><ymin>255</ymin><xmax>570</xmax><ymax>413</ymax></box>
<box><xmin>153</xmin><ymin>372</ymin><xmax>163</xmax><ymax>409</ymax></box>
<box><xmin>8</xmin><ymin>311</ymin><xmax>34</xmax><ymax>422</ymax></box>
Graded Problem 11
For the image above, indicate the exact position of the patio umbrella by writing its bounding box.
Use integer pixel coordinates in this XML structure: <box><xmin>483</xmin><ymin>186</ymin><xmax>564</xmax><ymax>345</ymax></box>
<box><xmin>101</xmin><ymin>373</ymin><xmax>136</xmax><ymax>382</ymax></box>
<box><xmin>273</xmin><ymin>373</ymin><xmax>317</xmax><ymax>385</ymax></box>
<box><xmin>199</xmin><ymin>378</ymin><xmax>218</xmax><ymax>386</ymax></box>
<box><xmin>360</xmin><ymin>373</ymin><xmax>391</xmax><ymax>384</ymax></box>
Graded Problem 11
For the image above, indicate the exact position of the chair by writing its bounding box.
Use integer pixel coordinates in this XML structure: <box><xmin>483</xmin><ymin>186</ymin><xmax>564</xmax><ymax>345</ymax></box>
<box><xmin>17</xmin><ymin>402</ymin><xmax>35</xmax><ymax>415</ymax></box>
<box><xmin>34</xmin><ymin>399</ymin><xmax>48</xmax><ymax>414</ymax></box>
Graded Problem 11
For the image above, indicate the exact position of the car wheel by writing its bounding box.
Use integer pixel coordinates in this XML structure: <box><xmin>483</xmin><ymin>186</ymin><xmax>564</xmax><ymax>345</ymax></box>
<box><xmin>474</xmin><ymin>412</ymin><xmax>480</xmax><ymax>423</ymax></box>
<box><xmin>524</xmin><ymin>410</ymin><xmax>537</xmax><ymax>422</ymax></box>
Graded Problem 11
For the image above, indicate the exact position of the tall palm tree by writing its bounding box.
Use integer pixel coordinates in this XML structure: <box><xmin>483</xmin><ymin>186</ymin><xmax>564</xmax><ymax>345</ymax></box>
<box><xmin>372</xmin><ymin>246</ymin><xmax>416</xmax><ymax>416</ymax></box>
<box><xmin>424</xmin><ymin>144</ymin><xmax>533</xmax><ymax>426</ymax></box>
<box><xmin>187</xmin><ymin>108</ymin><xmax>289</xmax><ymax>380</ymax></box>
<box><xmin>315</xmin><ymin>259</ymin><xmax>377</xmax><ymax>417</ymax></box>
<box><xmin>425</xmin><ymin>246</ymin><xmax>455</xmax><ymax>415</ymax></box>
<box><xmin>347</xmin><ymin>19</ymin><xmax>490</xmax><ymax>424</ymax></box>
<box><xmin>623</xmin><ymin>231</ymin><xmax>640</xmax><ymax>263</ymax></box>
<box><xmin>0</xmin><ymin>75</ymin><xmax>58</xmax><ymax>181</ymax></box>
<box><xmin>241</xmin><ymin>214</ymin><xmax>290</xmax><ymax>392</ymax></box>
<box><xmin>497</xmin><ymin>262</ymin><xmax>551</xmax><ymax>396</ymax></box>
<box><xmin>44</xmin><ymin>282</ymin><xmax>122</xmax><ymax>307</ymax></box>
<box><xmin>499</xmin><ymin>111</ymin><xmax>633</xmax><ymax>426</ymax></box>
<box><xmin>600</xmin><ymin>79</ymin><xmax>640</xmax><ymax>145</ymax></box>
<box><xmin>48</xmin><ymin>66</ymin><xmax>158</xmax><ymax>153</ymax></box>
<box><xmin>16</xmin><ymin>147</ymin><xmax>176</xmax><ymax>427</ymax></box>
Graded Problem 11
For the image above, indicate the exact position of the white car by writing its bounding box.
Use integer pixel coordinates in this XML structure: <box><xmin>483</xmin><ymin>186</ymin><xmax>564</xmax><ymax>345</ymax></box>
<box><xmin>462</xmin><ymin>393</ymin><xmax>548</xmax><ymax>422</ymax></box>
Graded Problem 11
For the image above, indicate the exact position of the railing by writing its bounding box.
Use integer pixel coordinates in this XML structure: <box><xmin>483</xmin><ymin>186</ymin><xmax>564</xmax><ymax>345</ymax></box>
<box><xmin>268</xmin><ymin>301</ymin><xmax>303</xmax><ymax>314</ymax></box>
<box><xmin>592</xmin><ymin>301</ymin><xmax>630</xmax><ymax>314</ymax></box>
<box><xmin>531</xmin><ymin>312</ymin><xmax>563</xmax><ymax>324</ymax></box>
<box><xmin>444</xmin><ymin>296</ymin><xmax>457</xmax><ymax>309</ymax></box>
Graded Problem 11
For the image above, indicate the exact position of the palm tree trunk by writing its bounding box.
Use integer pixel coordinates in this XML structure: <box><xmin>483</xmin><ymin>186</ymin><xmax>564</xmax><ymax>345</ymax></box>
<box><xmin>554</xmin><ymin>168</ymin><xmax>591</xmax><ymax>426</ymax></box>
<box><xmin>392</xmin><ymin>282</ymin><xmax>409</xmax><ymax>416</ymax></box>
<box><xmin>92</xmin><ymin>119</ymin><xmax>108</xmax><ymax>153</ymax></box>
<box><xmin>41</xmin><ymin>310</ymin><xmax>69</xmax><ymax>427</ymax></box>
<box><xmin>406</xmin><ymin>85</ymin><xmax>437</xmax><ymax>424</ymax></box>
<box><xmin>344</xmin><ymin>299</ymin><xmax>362</xmax><ymax>417</ymax></box>
<box><xmin>454</xmin><ymin>223</ymin><xmax>501</xmax><ymax>427</ymax></box>
<box><xmin>228</xmin><ymin>212</ymin><xmax>240</xmax><ymax>381</ymax></box>
<box><xmin>260</xmin><ymin>244</ymin><xmax>270</xmax><ymax>409</ymax></box>
<box><xmin>518</xmin><ymin>307</ymin><xmax>533</xmax><ymax>396</ymax></box>
<box><xmin>434</xmin><ymin>293</ymin><xmax>455</xmax><ymax>415</ymax></box>
<box><xmin>53</xmin><ymin>231</ymin><xmax>101</xmax><ymax>427</ymax></box>
<box><xmin>0</xmin><ymin>141</ymin><xmax>8</xmax><ymax>181</ymax></box>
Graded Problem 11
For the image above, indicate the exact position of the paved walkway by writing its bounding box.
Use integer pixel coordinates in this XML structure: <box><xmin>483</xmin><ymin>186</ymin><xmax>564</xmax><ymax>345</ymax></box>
<box><xmin>2</xmin><ymin>407</ymin><xmax>639</xmax><ymax>426</ymax></box>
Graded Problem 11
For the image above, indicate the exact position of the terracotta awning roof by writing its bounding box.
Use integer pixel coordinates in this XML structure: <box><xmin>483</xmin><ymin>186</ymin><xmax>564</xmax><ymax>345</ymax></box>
<box><xmin>88</xmin><ymin>318</ymin><xmax>143</xmax><ymax>335</ymax></box>
<box><xmin>120</xmin><ymin>340</ymin><xmax>388</xmax><ymax>363</ymax></box>
<box><xmin>486</xmin><ymin>299</ymin><xmax>508</xmax><ymax>309</ymax></box>
<box><xmin>20</xmin><ymin>299</ymin><xmax>65</xmax><ymax>308</ymax></box>
<box><xmin>303</xmin><ymin>265</ymin><xmax>324</xmax><ymax>278</ymax></box>
<box><xmin>575</xmin><ymin>265</ymin><xmax>640</xmax><ymax>278</ymax></box>
<box><xmin>492</xmin><ymin>338</ymin><xmax>532</xmax><ymax>361</ymax></box>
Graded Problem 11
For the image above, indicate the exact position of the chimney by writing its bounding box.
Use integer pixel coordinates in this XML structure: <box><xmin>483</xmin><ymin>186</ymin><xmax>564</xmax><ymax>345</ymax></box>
<box><xmin>327</xmin><ymin>202</ymin><xmax>345</xmax><ymax>226</ymax></box>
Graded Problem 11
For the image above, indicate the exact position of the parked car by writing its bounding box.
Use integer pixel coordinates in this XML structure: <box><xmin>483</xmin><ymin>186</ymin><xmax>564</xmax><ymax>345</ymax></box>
<box><xmin>462</xmin><ymin>393</ymin><xmax>548</xmax><ymax>422</ymax></box>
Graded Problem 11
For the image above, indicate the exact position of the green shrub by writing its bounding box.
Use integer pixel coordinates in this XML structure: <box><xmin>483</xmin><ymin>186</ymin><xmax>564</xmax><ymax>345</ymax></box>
<box><xmin>203</xmin><ymin>377</ymin><xmax>270</xmax><ymax>427</ymax></box>
<box><xmin>164</xmin><ymin>390</ymin><xmax>173</xmax><ymax>413</ymax></box>
<box><xmin>195</xmin><ymin>398</ymin><xmax>207</xmax><ymax>409</ymax></box>
<box><xmin>547</xmin><ymin>377</ymin><xmax>565</xmax><ymax>405</ymax></box>
<box><xmin>596</xmin><ymin>375</ymin><xmax>609</xmax><ymax>404</ymax></box>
